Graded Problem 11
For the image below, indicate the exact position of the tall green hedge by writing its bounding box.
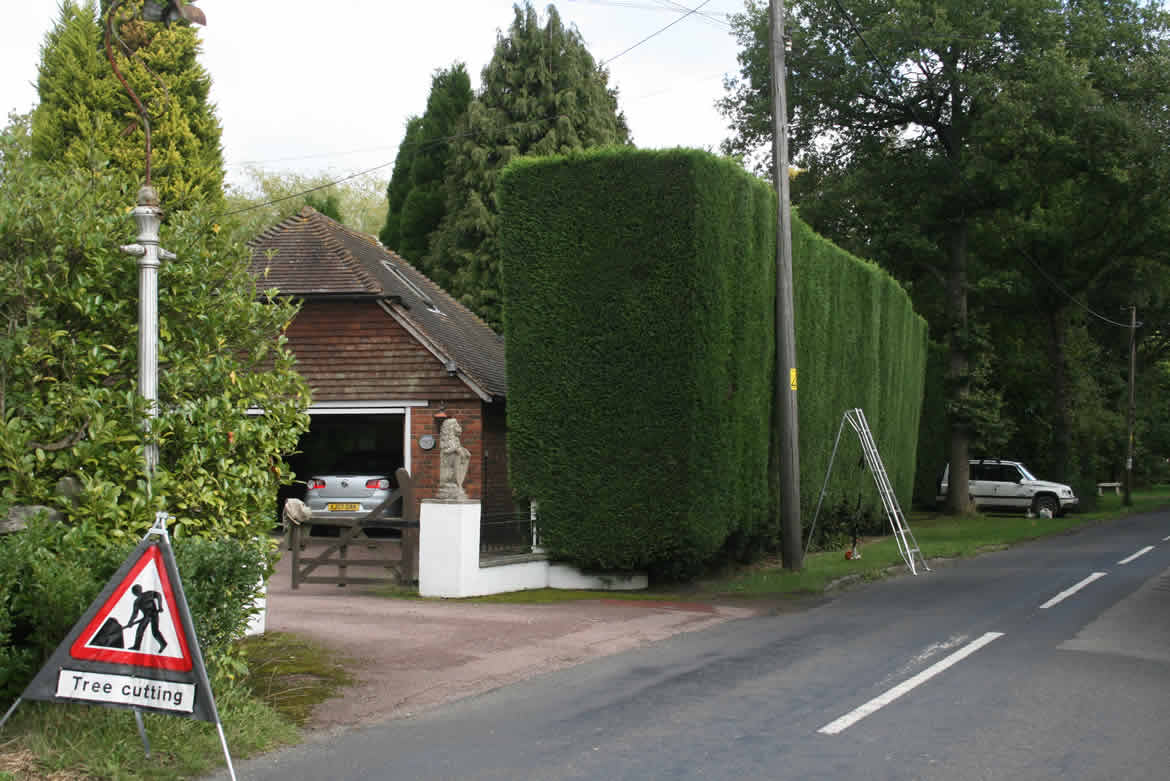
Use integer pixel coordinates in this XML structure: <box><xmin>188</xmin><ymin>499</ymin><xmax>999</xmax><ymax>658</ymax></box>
<box><xmin>791</xmin><ymin>220</ymin><xmax>928</xmax><ymax>535</ymax></box>
<box><xmin>499</xmin><ymin>148</ymin><xmax>927</xmax><ymax>576</ymax></box>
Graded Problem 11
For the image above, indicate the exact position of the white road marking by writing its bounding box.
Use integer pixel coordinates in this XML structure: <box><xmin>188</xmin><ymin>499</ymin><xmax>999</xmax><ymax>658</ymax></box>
<box><xmin>1118</xmin><ymin>546</ymin><xmax>1154</xmax><ymax>565</ymax></box>
<box><xmin>1039</xmin><ymin>572</ymin><xmax>1107</xmax><ymax>609</ymax></box>
<box><xmin>879</xmin><ymin>634</ymin><xmax>969</xmax><ymax>688</ymax></box>
<box><xmin>1162</xmin><ymin>536</ymin><xmax>1170</xmax><ymax>543</ymax></box>
<box><xmin>817</xmin><ymin>632</ymin><xmax>1004</xmax><ymax>735</ymax></box>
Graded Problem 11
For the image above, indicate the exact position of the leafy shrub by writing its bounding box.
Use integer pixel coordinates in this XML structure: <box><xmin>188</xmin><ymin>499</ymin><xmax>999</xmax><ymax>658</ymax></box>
<box><xmin>0</xmin><ymin>116</ymin><xmax>310</xmax><ymax>544</ymax></box>
<box><xmin>0</xmin><ymin>517</ymin><xmax>272</xmax><ymax>702</ymax></box>
<box><xmin>805</xmin><ymin>495</ymin><xmax>884</xmax><ymax>553</ymax></box>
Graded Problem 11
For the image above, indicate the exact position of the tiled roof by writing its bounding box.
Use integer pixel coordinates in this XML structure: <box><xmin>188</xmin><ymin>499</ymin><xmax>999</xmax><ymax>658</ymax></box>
<box><xmin>248</xmin><ymin>207</ymin><xmax>507</xmax><ymax>399</ymax></box>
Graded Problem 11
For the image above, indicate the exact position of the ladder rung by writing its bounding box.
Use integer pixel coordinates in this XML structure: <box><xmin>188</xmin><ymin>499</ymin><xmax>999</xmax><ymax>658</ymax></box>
<box><xmin>847</xmin><ymin>408</ymin><xmax>929</xmax><ymax>575</ymax></box>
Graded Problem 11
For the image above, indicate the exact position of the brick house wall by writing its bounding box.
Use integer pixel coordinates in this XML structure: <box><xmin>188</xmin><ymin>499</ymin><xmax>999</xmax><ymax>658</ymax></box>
<box><xmin>409</xmin><ymin>400</ymin><xmax>483</xmax><ymax>510</ymax></box>
<box><xmin>287</xmin><ymin>300</ymin><xmax>505</xmax><ymax>519</ymax></box>
<box><xmin>482</xmin><ymin>402</ymin><xmax>515</xmax><ymax>514</ymax></box>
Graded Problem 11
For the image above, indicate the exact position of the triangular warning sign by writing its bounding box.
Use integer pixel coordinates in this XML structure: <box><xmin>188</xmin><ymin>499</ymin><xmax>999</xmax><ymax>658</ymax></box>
<box><xmin>18</xmin><ymin>529</ymin><xmax>220</xmax><ymax>723</ymax></box>
<box><xmin>71</xmin><ymin>543</ymin><xmax>194</xmax><ymax>671</ymax></box>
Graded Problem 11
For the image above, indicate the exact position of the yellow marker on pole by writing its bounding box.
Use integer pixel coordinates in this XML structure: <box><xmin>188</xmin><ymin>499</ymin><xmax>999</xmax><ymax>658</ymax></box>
<box><xmin>790</xmin><ymin>368</ymin><xmax>798</xmax><ymax>391</ymax></box>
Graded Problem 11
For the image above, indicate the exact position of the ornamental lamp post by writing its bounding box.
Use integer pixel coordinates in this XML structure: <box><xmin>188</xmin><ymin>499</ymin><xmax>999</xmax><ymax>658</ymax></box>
<box><xmin>119</xmin><ymin>186</ymin><xmax>175</xmax><ymax>475</ymax></box>
<box><xmin>102</xmin><ymin>6</ymin><xmax>236</xmax><ymax>777</ymax></box>
<box><xmin>104</xmin><ymin>0</ymin><xmax>206</xmax><ymax>479</ymax></box>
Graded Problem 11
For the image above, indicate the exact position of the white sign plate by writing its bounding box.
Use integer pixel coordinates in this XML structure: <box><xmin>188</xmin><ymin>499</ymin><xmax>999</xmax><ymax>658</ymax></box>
<box><xmin>56</xmin><ymin>669</ymin><xmax>195</xmax><ymax>713</ymax></box>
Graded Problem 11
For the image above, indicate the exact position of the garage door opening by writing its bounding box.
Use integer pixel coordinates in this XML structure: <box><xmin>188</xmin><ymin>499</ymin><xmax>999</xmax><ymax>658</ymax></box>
<box><xmin>279</xmin><ymin>412</ymin><xmax>406</xmax><ymax>537</ymax></box>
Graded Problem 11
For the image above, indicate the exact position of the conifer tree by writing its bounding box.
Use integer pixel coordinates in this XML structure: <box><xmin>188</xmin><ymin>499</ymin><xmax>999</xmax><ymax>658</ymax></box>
<box><xmin>428</xmin><ymin>3</ymin><xmax>630</xmax><ymax>328</ymax></box>
<box><xmin>31</xmin><ymin>0</ymin><xmax>224</xmax><ymax>211</ymax></box>
<box><xmin>395</xmin><ymin>64</ymin><xmax>474</xmax><ymax>270</ymax></box>
<box><xmin>379</xmin><ymin>115</ymin><xmax>424</xmax><ymax>250</ymax></box>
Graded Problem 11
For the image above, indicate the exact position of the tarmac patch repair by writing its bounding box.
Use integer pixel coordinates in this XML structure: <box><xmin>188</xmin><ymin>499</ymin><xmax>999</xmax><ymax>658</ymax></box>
<box><xmin>56</xmin><ymin>669</ymin><xmax>194</xmax><ymax>713</ymax></box>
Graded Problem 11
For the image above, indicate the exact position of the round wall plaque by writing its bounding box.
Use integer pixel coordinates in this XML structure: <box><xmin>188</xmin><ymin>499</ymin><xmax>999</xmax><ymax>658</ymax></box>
<box><xmin>418</xmin><ymin>434</ymin><xmax>435</xmax><ymax>451</ymax></box>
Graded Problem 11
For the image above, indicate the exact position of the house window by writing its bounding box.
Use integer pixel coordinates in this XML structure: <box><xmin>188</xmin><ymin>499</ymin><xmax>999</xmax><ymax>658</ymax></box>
<box><xmin>381</xmin><ymin>260</ymin><xmax>441</xmax><ymax>315</ymax></box>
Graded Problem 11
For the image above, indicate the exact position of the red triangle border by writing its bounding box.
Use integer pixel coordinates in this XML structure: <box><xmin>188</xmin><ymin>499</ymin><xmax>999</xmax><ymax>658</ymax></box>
<box><xmin>69</xmin><ymin>543</ymin><xmax>195</xmax><ymax>672</ymax></box>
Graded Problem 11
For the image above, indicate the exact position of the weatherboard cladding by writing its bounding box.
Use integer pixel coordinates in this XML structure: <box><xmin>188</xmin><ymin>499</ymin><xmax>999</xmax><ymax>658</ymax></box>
<box><xmin>248</xmin><ymin>207</ymin><xmax>507</xmax><ymax>398</ymax></box>
<box><xmin>285</xmin><ymin>301</ymin><xmax>472</xmax><ymax>402</ymax></box>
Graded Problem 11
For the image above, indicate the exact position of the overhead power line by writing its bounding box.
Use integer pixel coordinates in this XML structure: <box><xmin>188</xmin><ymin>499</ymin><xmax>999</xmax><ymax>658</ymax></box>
<box><xmin>218</xmin><ymin>114</ymin><xmax>567</xmax><ymax>219</ymax></box>
<box><xmin>600</xmin><ymin>0</ymin><xmax>715</xmax><ymax>66</ymax></box>
<box><xmin>568</xmin><ymin>0</ymin><xmax>729</xmax><ymax>26</ymax></box>
<box><xmin>229</xmin><ymin>143</ymin><xmax>404</xmax><ymax>167</ymax></box>
<box><xmin>1014</xmin><ymin>249</ymin><xmax>1141</xmax><ymax>330</ymax></box>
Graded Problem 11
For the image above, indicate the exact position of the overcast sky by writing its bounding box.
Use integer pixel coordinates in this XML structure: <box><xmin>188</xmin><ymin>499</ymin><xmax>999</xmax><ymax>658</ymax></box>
<box><xmin>1</xmin><ymin>1</ymin><xmax>747</xmax><ymax>189</ymax></box>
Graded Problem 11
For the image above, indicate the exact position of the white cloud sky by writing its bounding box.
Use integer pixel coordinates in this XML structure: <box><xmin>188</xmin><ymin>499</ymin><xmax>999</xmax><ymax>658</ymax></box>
<box><xmin>1</xmin><ymin>1</ymin><xmax>746</xmax><ymax>189</ymax></box>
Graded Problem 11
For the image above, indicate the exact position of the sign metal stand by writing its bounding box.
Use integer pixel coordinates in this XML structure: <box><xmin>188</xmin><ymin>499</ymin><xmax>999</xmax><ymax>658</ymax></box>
<box><xmin>0</xmin><ymin>512</ymin><xmax>237</xmax><ymax>780</ymax></box>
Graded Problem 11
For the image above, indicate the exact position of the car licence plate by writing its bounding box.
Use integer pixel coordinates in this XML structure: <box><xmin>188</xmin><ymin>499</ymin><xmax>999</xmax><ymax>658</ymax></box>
<box><xmin>326</xmin><ymin>503</ymin><xmax>360</xmax><ymax>512</ymax></box>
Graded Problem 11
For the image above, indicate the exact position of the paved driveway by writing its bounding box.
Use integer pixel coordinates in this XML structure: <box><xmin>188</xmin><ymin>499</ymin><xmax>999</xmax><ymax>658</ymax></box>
<box><xmin>265</xmin><ymin>543</ymin><xmax>759</xmax><ymax>731</ymax></box>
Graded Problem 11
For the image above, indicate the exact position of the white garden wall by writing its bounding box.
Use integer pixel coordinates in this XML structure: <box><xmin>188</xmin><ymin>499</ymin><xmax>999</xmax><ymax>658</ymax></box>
<box><xmin>418</xmin><ymin>500</ymin><xmax>647</xmax><ymax>598</ymax></box>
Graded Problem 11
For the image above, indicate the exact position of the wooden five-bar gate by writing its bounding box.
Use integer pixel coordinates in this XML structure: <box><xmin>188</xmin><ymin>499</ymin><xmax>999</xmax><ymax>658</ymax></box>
<box><xmin>288</xmin><ymin>467</ymin><xmax>419</xmax><ymax>589</ymax></box>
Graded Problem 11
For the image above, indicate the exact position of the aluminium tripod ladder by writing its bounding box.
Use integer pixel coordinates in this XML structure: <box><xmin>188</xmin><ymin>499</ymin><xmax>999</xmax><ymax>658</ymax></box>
<box><xmin>807</xmin><ymin>408</ymin><xmax>930</xmax><ymax>575</ymax></box>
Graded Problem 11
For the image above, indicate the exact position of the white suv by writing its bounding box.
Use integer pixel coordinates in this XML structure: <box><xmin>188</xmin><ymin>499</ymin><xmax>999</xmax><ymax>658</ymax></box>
<box><xmin>936</xmin><ymin>459</ymin><xmax>1078</xmax><ymax>516</ymax></box>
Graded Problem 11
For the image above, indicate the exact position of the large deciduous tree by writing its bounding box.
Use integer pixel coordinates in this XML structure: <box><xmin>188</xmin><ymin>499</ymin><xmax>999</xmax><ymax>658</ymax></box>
<box><xmin>427</xmin><ymin>2</ymin><xmax>630</xmax><ymax>328</ymax></box>
<box><xmin>720</xmin><ymin>0</ymin><xmax>1170</xmax><ymax>511</ymax></box>
<box><xmin>223</xmin><ymin>166</ymin><xmax>388</xmax><ymax>241</ymax></box>
<box><xmin>31</xmin><ymin>0</ymin><xmax>224</xmax><ymax>211</ymax></box>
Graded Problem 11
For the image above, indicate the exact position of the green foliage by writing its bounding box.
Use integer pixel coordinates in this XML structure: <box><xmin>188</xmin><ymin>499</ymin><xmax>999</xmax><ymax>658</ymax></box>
<box><xmin>791</xmin><ymin>216</ymin><xmax>928</xmax><ymax>534</ymax></box>
<box><xmin>1140</xmin><ymin>360</ymin><xmax>1170</xmax><ymax>485</ymax></box>
<box><xmin>428</xmin><ymin>2</ymin><xmax>631</xmax><ymax>329</ymax></box>
<box><xmin>379</xmin><ymin>115</ymin><xmax>423</xmax><ymax>250</ymax></box>
<box><xmin>380</xmin><ymin>64</ymin><xmax>473</xmax><ymax>269</ymax></box>
<box><xmin>303</xmin><ymin>191</ymin><xmax>343</xmax><ymax>223</ymax></box>
<box><xmin>500</xmin><ymin>148</ymin><xmax>927</xmax><ymax>578</ymax></box>
<box><xmin>913</xmin><ymin>342</ymin><xmax>948</xmax><ymax>507</ymax></box>
<box><xmin>31</xmin><ymin>1</ymin><xmax>224</xmax><ymax>211</ymax></box>
<box><xmin>0</xmin><ymin>517</ymin><xmax>130</xmax><ymax>700</ymax></box>
<box><xmin>805</xmin><ymin>495</ymin><xmax>881</xmax><ymax>553</ymax></box>
<box><xmin>721</xmin><ymin>0</ymin><xmax>1170</xmax><ymax>511</ymax></box>
<box><xmin>171</xmin><ymin>535</ymin><xmax>274</xmax><ymax>678</ymax></box>
<box><xmin>0</xmin><ymin>116</ymin><xmax>310</xmax><ymax>542</ymax></box>
<box><xmin>0</xmin><ymin>516</ymin><xmax>272</xmax><ymax>702</ymax></box>
<box><xmin>501</xmin><ymin>148</ymin><xmax>773</xmax><ymax>578</ymax></box>
<box><xmin>223</xmin><ymin>167</ymin><xmax>387</xmax><ymax>241</ymax></box>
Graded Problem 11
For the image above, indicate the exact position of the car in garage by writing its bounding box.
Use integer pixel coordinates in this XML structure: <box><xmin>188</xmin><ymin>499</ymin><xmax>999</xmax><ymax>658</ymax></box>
<box><xmin>936</xmin><ymin>459</ymin><xmax>1078</xmax><ymax>516</ymax></box>
<box><xmin>304</xmin><ymin>451</ymin><xmax>402</xmax><ymax>534</ymax></box>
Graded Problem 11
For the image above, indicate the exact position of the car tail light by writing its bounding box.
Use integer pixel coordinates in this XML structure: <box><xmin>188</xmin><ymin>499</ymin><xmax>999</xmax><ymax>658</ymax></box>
<box><xmin>307</xmin><ymin>478</ymin><xmax>326</xmax><ymax>490</ymax></box>
<box><xmin>366</xmin><ymin>478</ymin><xmax>390</xmax><ymax>490</ymax></box>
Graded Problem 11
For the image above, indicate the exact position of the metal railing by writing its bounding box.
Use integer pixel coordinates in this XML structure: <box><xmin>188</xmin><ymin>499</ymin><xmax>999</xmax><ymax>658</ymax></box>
<box><xmin>479</xmin><ymin>510</ymin><xmax>541</xmax><ymax>560</ymax></box>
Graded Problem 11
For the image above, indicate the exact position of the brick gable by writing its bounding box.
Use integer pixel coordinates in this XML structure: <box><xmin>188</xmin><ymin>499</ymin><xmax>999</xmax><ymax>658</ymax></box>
<box><xmin>288</xmin><ymin>300</ymin><xmax>473</xmax><ymax>402</ymax></box>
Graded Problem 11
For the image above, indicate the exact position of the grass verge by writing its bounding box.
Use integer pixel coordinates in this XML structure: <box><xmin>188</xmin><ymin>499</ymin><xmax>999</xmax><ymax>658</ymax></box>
<box><xmin>672</xmin><ymin>486</ymin><xmax>1170</xmax><ymax>599</ymax></box>
<box><xmin>425</xmin><ymin>486</ymin><xmax>1170</xmax><ymax>604</ymax></box>
<box><xmin>236</xmin><ymin>632</ymin><xmax>355</xmax><ymax>726</ymax></box>
<box><xmin>0</xmin><ymin>632</ymin><xmax>351</xmax><ymax>780</ymax></box>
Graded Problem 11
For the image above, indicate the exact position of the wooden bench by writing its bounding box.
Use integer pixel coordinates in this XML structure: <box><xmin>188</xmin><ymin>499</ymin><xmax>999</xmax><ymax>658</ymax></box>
<box><xmin>1097</xmin><ymin>482</ymin><xmax>1122</xmax><ymax>496</ymax></box>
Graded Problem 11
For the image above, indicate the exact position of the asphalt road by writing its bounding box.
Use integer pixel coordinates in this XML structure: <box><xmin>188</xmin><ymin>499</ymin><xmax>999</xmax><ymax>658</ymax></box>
<box><xmin>211</xmin><ymin>508</ymin><xmax>1170</xmax><ymax>781</ymax></box>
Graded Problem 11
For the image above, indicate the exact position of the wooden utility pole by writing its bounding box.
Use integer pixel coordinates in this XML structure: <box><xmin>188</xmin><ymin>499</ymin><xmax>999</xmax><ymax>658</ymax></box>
<box><xmin>769</xmin><ymin>0</ymin><xmax>802</xmax><ymax>570</ymax></box>
<box><xmin>1125</xmin><ymin>304</ymin><xmax>1136</xmax><ymax>506</ymax></box>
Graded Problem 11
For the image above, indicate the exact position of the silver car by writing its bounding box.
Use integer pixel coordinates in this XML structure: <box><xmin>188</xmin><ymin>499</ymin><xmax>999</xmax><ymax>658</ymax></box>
<box><xmin>304</xmin><ymin>451</ymin><xmax>399</xmax><ymax>524</ymax></box>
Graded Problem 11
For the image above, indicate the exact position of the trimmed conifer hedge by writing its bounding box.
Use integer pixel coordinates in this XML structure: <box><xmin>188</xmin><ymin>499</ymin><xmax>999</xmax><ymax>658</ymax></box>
<box><xmin>499</xmin><ymin>148</ymin><xmax>927</xmax><ymax>576</ymax></box>
<box><xmin>791</xmin><ymin>219</ymin><xmax>928</xmax><ymax>538</ymax></box>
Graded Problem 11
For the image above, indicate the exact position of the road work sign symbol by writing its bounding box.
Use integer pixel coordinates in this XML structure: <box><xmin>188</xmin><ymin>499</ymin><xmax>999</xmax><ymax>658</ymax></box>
<box><xmin>12</xmin><ymin>522</ymin><xmax>219</xmax><ymax>723</ymax></box>
<box><xmin>72</xmin><ymin>543</ymin><xmax>192</xmax><ymax>671</ymax></box>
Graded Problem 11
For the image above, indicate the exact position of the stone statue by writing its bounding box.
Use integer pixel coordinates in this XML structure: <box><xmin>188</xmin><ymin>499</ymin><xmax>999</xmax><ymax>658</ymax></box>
<box><xmin>436</xmin><ymin>417</ymin><xmax>471</xmax><ymax>502</ymax></box>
